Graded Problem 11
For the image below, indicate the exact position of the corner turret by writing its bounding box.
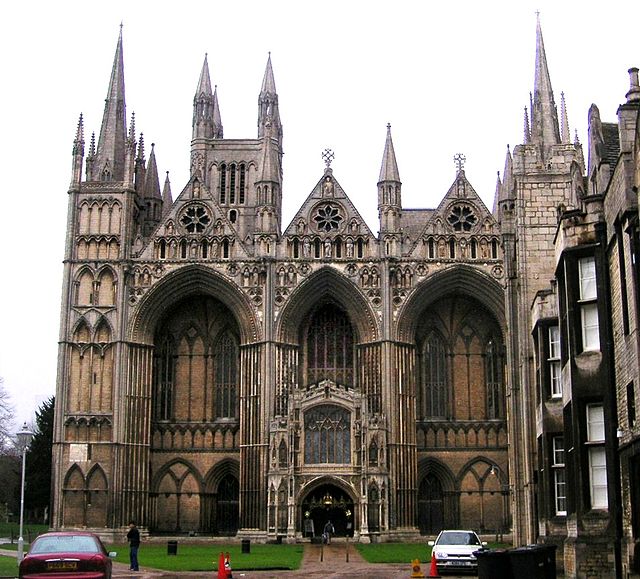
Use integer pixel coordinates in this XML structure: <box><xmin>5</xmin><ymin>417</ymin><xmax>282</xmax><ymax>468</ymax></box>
<box><xmin>258</xmin><ymin>54</ymin><xmax>282</xmax><ymax>150</ymax></box>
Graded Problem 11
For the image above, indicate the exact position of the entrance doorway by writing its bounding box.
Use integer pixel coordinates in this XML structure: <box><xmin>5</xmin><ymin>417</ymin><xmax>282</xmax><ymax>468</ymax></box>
<box><xmin>300</xmin><ymin>483</ymin><xmax>354</xmax><ymax>538</ymax></box>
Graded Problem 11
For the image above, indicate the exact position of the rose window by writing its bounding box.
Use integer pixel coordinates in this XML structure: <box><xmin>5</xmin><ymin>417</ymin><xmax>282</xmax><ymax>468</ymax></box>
<box><xmin>447</xmin><ymin>205</ymin><xmax>477</xmax><ymax>232</ymax></box>
<box><xmin>180</xmin><ymin>205</ymin><xmax>211</xmax><ymax>233</ymax></box>
<box><xmin>313</xmin><ymin>203</ymin><xmax>343</xmax><ymax>232</ymax></box>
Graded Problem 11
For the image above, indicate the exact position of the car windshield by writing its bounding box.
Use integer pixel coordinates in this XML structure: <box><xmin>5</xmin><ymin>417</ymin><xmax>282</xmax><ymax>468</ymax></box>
<box><xmin>30</xmin><ymin>535</ymin><xmax>101</xmax><ymax>554</ymax></box>
<box><xmin>437</xmin><ymin>531</ymin><xmax>481</xmax><ymax>546</ymax></box>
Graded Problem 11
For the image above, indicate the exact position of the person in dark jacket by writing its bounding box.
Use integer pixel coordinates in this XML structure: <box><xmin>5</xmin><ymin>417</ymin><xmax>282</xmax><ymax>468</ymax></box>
<box><xmin>127</xmin><ymin>521</ymin><xmax>140</xmax><ymax>571</ymax></box>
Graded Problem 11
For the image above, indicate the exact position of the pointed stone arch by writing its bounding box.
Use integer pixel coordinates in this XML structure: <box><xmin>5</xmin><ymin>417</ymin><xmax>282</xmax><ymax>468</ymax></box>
<box><xmin>96</xmin><ymin>266</ymin><xmax>117</xmax><ymax>306</ymax></box>
<box><xmin>129</xmin><ymin>265</ymin><xmax>259</xmax><ymax>345</ymax></box>
<box><xmin>86</xmin><ymin>464</ymin><xmax>109</xmax><ymax>527</ymax></box>
<box><xmin>396</xmin><ymin>265</ymin><xmax>505</xmax><ymax>343</ymax></box>
<box><xmin>62</xmin><ymin>464</ymin><xmax>86</xmax><ymax>527</ymax></box>
<box><xmin>457</xmin><ymin>456</ymin><xmax>506</xmax><ymax>532</ymax></box>
<box><xmin>75</xmin><ymin>267</ymin><xmax>95</xmax><ymax>305</ymax></box>
<box><xmin>417</xmin><ymin>458</ymin><xmax>457</xmax><ymax>533</ymax></box>
<box><xmin>276</xmin><ymin>266</ymin><xmax>378</xmax><ymax>343</ymax></box>
<box><xmin>203</xmin><ymin>459</ymin><xmax>240</xmax><ymax>535</ymax></box>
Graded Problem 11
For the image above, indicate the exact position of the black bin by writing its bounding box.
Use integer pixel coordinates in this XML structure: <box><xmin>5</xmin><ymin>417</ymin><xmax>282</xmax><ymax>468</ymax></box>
<box><xmin>167</xmin><ymin>540</ymin><xmax>178</xmax><ymax>556</ymax></box>
<box><xmin>509</xmin><ymin>545</ymin><xmax>556</xmax><ymax>579</ymax></box>
<box><xmin>476</xmin><ymin>548</ymin><xmax>514</xmax><ymax>579</ymax></box>
<box><xmin>241</xmin><ymin>539</ymin><xmax>251</xmax><ymax>554</ymax></box>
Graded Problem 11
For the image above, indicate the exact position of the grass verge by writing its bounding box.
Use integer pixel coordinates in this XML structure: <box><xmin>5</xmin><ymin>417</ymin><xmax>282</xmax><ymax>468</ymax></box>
<box><xmin>105</xmin><ymin>542</ymin><xmax>305</xmax><ymax>572</ymax></box>
<box><xmin>0</xmin><ymin>555</ymin><xmax>17</xmax><ymax>577</ymax></box>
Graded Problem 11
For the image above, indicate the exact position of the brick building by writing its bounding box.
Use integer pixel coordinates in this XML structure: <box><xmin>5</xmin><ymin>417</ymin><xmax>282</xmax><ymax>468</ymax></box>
<box><xmin>51</xmin><ymin>16</ymin><xmax>640</xmax><ymax>578</ymax></box>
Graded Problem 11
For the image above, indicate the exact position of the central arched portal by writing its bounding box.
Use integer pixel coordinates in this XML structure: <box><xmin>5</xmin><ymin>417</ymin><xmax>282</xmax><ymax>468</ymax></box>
<box><xmin>300</xmin><ymin>483</ymin><xmax>355</xmax><ymax>539</ymax></box>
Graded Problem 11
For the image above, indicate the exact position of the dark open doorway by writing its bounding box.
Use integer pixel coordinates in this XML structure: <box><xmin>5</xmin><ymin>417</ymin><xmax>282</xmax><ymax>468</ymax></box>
<box><xmin>300</xmin><ymin>483</ymin><xmax>354</xmax><ymax>538</ymax></box>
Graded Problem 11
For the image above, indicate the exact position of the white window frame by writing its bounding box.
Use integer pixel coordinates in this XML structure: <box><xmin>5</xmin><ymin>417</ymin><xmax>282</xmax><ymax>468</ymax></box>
<box><xmin>578</xmin><ymin>257</ymin><xmax>597</xmax><ymax>300</ymax></box>
<box><xmin>548</xmin><ymin>325</ymin><xmax>562</xmax><ymax>397</ymax></box>
<box><xmin>578</xmin><ymin>257</ymin><xmax>599</xmax><ymax>351</ymax></box>
<box><xmin>552</xmin><ymin>436</ymin><xmax>566</xmax><ymax>515</ymax></box>
<box><xmin>586</xmin><ymin>404</ymin><xmax>608</xmax><ymax>509</ymax></box>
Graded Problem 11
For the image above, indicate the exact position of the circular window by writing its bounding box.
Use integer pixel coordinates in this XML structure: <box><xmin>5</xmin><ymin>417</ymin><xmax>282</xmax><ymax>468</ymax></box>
<box><xmin>447</xmin><ymin>204</ymin><xmax>477</xmax><ymax>232</ymax></box>
<box><xmin>180</xmin><ymin>205</ymin><xmax>211</xmax><ymax>233</ymax></box>
<box><xmin>313</xmin><ymin>203</ymin><xmax>343</xmax><ymax>232</ymax></box>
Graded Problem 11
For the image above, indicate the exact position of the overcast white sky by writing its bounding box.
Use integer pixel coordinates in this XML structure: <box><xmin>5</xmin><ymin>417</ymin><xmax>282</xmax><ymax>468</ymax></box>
<box><xmin>1</xmin><ymin>1</ymin><xmax>639</xmax><ymax>430</ymax></box>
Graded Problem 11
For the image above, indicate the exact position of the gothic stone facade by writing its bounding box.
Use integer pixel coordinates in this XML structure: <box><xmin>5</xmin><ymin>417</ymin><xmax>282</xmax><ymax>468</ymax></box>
<box><xmin>52</xmin><ymin>20</ymin><xmax>640</xmax><ymax>578</ymax></box>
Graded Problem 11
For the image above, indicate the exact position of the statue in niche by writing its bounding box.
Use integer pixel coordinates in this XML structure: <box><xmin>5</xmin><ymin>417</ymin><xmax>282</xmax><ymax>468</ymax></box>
<box><xmin>324</xmin><ymin>238</ymin><xmax>332</xmax><ymax>258</ymax></box>
<box><xmin>242</xmin><ymin>267</ymin><xmax>251</xmax><ymax>287</ymax></box>
<box><xmin>278</xmin><ymin>267</ymin><xmax>286</xmax><ymax>287</ymax></box>
<box><xmin>371</xmin><ymin>267</ymin><xmax>379</xmax><ymax>287</ymax></box>
<box><xmin>302</xmin><ymin>237</ymin><xmax>311</xmax><ymax>258</ymax></box>
<box><xmin>322</xmin><ymin>176</ymin><xmax>334</xmax><ymax>197</ymax></box>
<box><xmin>287</xmin><ymin>266</ymin><xmax>296</xmax><ymax>286</ymax></box>
<box><xmin>346</xmin><ymin>238</ymin><xmax>354</xmax><ymax>257</ymax></box>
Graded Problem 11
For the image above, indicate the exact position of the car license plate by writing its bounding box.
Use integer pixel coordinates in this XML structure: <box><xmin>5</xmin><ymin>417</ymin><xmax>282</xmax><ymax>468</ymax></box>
<box><xmin>47</xmin><ymin>561</ymin><xmax>78</xmax><ymax>570</ymax></box>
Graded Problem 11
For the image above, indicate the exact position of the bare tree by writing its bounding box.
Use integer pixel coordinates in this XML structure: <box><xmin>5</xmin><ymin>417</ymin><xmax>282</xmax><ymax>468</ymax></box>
<box><xmin>0</xmin><ymin>376</ymin><xmax>16</xmax><ymax>454</ymax></box>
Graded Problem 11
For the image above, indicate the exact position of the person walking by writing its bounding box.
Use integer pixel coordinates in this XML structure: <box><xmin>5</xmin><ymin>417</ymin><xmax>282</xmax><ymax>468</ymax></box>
<box><xmin>323</xmin><ymin>520</ymin><xmax>335</xmax><ymax>544</ymax></box>
<box><xmin>127</xmin><ymin>521</ymin><xmax>140</xmax><ymax>571</ymax></box>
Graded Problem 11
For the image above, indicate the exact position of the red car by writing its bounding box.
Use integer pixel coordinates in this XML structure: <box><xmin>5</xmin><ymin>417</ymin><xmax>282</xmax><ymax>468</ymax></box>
<box><xmin>19</xmin><ymin>531</ymin><xmax>117</xmax><ymax>578</ymax></box>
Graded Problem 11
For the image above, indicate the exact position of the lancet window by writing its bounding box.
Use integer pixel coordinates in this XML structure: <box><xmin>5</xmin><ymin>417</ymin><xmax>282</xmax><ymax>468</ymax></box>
<box><xmin>420</xmin><ymin>332</ymin><xmax>448</xmax><ymax>419</ymax></box>
<box><xmin>305</xmin><ymin>303</ymin><xmax>354</xmax><ymax>387</ymax></box>
<box><xmin>215</xmin><ymin>331</ymin><xmax>239</xmax><ymax>419</ymax></box>
<box><xmin>485</xmin><ymin>338</ymin><xmax>504</xmax><ymax>419</ymax></box>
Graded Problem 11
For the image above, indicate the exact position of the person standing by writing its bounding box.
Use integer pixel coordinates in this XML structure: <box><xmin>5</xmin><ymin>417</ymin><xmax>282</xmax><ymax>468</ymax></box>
<box><xmin>127</xmin><ymin>521</ymin><xmax>140</xmax><ymax>571</ymax></box>
<box><xmin>323</xmin><ymin>520</ymin><xmax>335</xmax><ymax>544</ymax></box>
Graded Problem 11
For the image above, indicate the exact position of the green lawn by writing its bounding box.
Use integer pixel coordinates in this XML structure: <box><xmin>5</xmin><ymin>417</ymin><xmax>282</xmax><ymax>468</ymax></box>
<box><xmin>0</xmin><ymin>555</ymin><xmax>17</xmax><ymax>577</ymax></box>
<box><xmin>0</xmin><ymin>523</ymin><xmax>48</xmax><ymax>544</ymax></box>
<box><xmin>355</xmin><ymin>542</ymin><xmax>432</xmax><ymax>564</ymax></box>
<box><xmin>105</xmin><ymin>542</ymin><xmax>304</xmax><ymax>572</ymax></box>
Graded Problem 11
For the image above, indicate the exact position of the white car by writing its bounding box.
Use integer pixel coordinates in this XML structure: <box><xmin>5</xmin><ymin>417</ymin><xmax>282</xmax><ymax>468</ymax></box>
<box><xmin>428</xmin><ymin>529</ymin><xmax>487</xmax><ymax>574</ymax></box>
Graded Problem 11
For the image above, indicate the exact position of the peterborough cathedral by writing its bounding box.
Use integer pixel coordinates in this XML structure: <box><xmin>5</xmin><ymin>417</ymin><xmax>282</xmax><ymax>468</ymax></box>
<box><xmin>52</xmin><ymin>17</ymin><xmax>640</xmax><ymax>578</ymax></box>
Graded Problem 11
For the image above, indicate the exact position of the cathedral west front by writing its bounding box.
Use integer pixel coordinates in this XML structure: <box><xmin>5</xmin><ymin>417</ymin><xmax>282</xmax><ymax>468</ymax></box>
<box><xmin>51</xmin><ymin>15</ymin><xmax>640</xmax><ymax>578</ymax></box>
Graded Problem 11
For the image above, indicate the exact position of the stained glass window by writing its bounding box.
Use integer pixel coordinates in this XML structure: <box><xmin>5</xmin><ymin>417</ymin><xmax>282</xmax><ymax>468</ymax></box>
<box><xmin>304</xmin><ymin>404</ymin><xmax>351</xmax><ymax>464</ymax></box>
<box><xmin>422</xmin><ymin>332</ymin><xmax>447</xmax><ymax>418</ymax></box>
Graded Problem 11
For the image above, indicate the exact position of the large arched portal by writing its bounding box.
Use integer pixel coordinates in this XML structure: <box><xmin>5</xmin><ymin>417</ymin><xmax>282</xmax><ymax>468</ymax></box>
<box><xmin>300</xmin><ymin>483</ymin><xmax>355</xmax><ymax>539</ymax></box>
<box><xmin>149</xmin><ymin>295</ymin><xmax>242</xmax><ymax>534</ymax></box>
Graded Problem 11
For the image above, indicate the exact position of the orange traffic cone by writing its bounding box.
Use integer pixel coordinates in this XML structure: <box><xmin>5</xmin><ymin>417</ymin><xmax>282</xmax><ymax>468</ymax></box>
<box><xmin>216</xmin><ymin>551</ymin><xmax>227</xmax><ymax>579</ymax></box>
<box><xmin>427</xmin><ymin>552</ymin><xmax>441</xmax><ymax>578</ymax></box>
<box><xmin>224</xmin><ymin>551</ymin><xmax>233</xmax><ymax>579</ymax></box>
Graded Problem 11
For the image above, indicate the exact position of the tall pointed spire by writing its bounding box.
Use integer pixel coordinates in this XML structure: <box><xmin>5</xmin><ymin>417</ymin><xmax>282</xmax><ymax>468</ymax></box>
<box><xmin>145</xmin><ymin>143</ymin><xmax>161</xmax><ymax>199</ymax></box>
<box><xmin>560</xmin><ymin>92</ymin><xmax>571</xmax><ymax>143</ymax></box>
<box><xmin>378</xmin><ymin>124</ymin><xmax>402</xmax><ymax>235</ymax></box>
<box><xmin>258</xmin><ymin>53</ymin><xmax>282</xmax><ymax>147</ymax></box>
<box><xmin>378</xmin><ymin>123</ymin><xmax>401</xmax><ymax>183</ymax></box>
<box><xmin>213</xmin><ymin>85</ymin><xmax>223</xmax><ymax>138</ymax></box>
<box><xmin>162</xmin><ymin>171</ymin><xmax>173</xmax><ymax>216</ymax></box>
<box><xmin>193</xmin><ymin>54</ymin><xmax>222</xmax><ymax>139</ymax></box>
<box><xmin>94</xmin><ymin>25</ymin><xmax>127</xmax><ymax>181</ymax></box>
<box><xmin>523</xmin><ymin>107</ymin><xmax>531</xmax><ymax>144</ymax></box>
<box><xmin>71</xmin><ymin>114</ymin><xmax>85</xmax><ymax>186</ymax></box>
<box><xmin>530</xmin><ymin>14</ymin><xmax>560</xmax><ymax>148</ymax></box>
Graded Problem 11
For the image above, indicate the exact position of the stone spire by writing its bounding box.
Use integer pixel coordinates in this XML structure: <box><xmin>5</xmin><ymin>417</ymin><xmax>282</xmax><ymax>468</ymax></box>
<box><xmin>523</xmin><ymin>107</ymin><xmax>531</xmax><ymax>144</ymax></box>
<box><xmin>145</xmin><ymin>143</ymin><xmax>161</xmax><ymax>199</ymax></box>
<box><xmin>560</xmin><ymin>92</ymin><xmax>571</xmax><ymax>144</ymax></box>
<box><xmin>530</xmin><ymin>14</ymin><xmax>560</xmax><ymax>148</ymax></box>
<box><xmin>162</xmin><ymin>171</ymin><xmax>173</xmax><ymax>216</ymax></box>
<box><xmin>377</xmin><ymin>124</ymin><xmax>402</xmax><ymax>234</ymax></box>
<box><xmin>71</xmin><ymin>114</ymin><xmax>85</xmax><ymax>186</ymax></box>
<box><xmin>378</xmin><ymin>123</ymin><xmax>401</xmax><ymax>183</ymax></box>
<box><xmin>213</xmin><ymin>85</ymin><xmax>223</xmax><ymax>138</ymax></box>
<box><xmin>258</xmin><ymin>53</ymin><xmax>282</xmax><ymax>148</ymax></box>
<box><xmin>94</xmin><ymin>26</ymin><xmax>127</xmax><ymax>181</ymax></box>
<box><xmin>193</xmin><ymin>54</ymin><xmax>221</xmax><ymax>139</ymax></box>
